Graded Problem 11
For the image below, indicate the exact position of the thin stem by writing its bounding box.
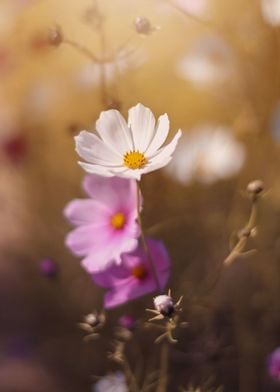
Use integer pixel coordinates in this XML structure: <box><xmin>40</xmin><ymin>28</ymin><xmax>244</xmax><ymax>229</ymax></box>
<box><xmin>136</xmin><ymin>181</ymin><xmax>161</xmax><ymax>292</ymax></box>
<box><xmin>122</xmin><ymin>356</ymin><xmax>141</xmax><ymax>392</ymax></box>
<box><xmin>156</xmin><ymin>343</ymin><xmax>169</xmax><ymax>392</ymax></box>
<box><xmin>224</xmin><ymin>197</ymin><xmax>258</xmax><ymax>266</ymax></box>
<box><xmin>63</xmin><ymin>38</ymin><xmax>100</xmax><ymax>63</ymax></box>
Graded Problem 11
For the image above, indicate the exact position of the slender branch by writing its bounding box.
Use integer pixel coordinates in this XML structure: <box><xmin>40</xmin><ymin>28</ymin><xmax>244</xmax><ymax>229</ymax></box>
<box><xmin>136</xmin><ymin>181</ymin><xmax>161</xmax><ymax>292</ymax></box>
<box><xmin>156</xmin><ymin>343</ymin><xmax>169</xmax><ymax>392</ymax></box>
<box><xmin>224</xmin><ymin>183</ymin><xmax>263</xmax><ymax>266</ymax></box>
<box><xmin>63</xmin><ymin>38</ymin><xmax>100</xmax><ymax>63</ymax></box>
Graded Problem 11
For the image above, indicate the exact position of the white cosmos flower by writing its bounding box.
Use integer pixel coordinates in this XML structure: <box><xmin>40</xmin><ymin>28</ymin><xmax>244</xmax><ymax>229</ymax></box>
<box><xmin>261</xmin><ymin>0</ymin><xmax>280</xmax><ymax>26</ymax></box>
<box><xmin>165</xmin><ymin>125</ymin><xmax>246</xmax><ymax>185</ymax></box>
<box><xmin>75</xmin><ymin>103</ymin><xmax>182</xmax><ymax>180</ymax></box>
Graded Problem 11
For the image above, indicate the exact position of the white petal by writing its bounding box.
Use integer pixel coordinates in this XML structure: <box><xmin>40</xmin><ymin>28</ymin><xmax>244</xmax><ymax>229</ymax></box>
<box><xmin>75</xmin><ymin>131</ymin><xmax>122</xmax><ymax>165</ymax></box>
<box><xmin>96</xmin><ymin>109</ymin><xmax>133</xmax><ymax>154</ymax></box>
<box><xmin>78</xmin><ymin>162</ymin><xmax>114</xmax><ymax>176</ymax></box>
<box><xmin>128</xmin><ymin>103</ymin><xmax>156</xmax><ymax>152</ymax></box>
<box><xmin>145</xmin><ymin>113</ymin><xmax>170</xmax><ymax>155</ymax></box>
<box><xmin>147</xmin><ymin>129</ymin><xmax>182</xmax><ymax>162</ymax></box>
<box><xmin>141</xmin><ymin>156</ymin><xmax>172</xmax><ymax>175</ymax></box>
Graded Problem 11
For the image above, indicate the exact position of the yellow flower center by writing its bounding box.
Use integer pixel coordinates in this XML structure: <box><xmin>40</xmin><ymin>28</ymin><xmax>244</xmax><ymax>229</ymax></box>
<box><xmin>123</xmin><ymin>150</ymin><xmax>147</xmax><ymax>170</ymax></box>
<box><xmin>131</xmin><ymin>264</ymin><xmax>148</xmax><ymax>280</ymax></box>
<box><xmin>111</xmin><ymin>212</ymin><xmax>126</xmax><ymax>230</ymax></box>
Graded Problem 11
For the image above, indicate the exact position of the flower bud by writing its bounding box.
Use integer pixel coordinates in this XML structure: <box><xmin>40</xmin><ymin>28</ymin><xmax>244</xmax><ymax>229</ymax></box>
<box><xmin>154</xmin><ymin>295</ymin><xmax>175</xmax><ymax>317</ymax></box>
<box><xmin>247</xmin><ymin>180</ymin><xmax>264</xmax><ymax>195</ymax></box>
<box><xmin>134</xmin><ymin>16</ymin><xmax>152</xmax><ymax>35</ymax></box>
<box><xmin>84</xmin><ymin>313</ymin><xmax>100</xmax><ymax>328</ymax></box>
<box><xmin>48</xmin><ymin>26</ymin><xmax>63</xmax><ymax>47</ymax></box>
<box><xmin>39</xmin><ymin>258</ymin><xmax>58</xmax><ymax>277</ymax></box>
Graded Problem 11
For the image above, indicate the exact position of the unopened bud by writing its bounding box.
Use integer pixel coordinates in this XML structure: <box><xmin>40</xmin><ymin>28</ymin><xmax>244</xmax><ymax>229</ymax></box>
<box><xmin>84</xmin><ymin>313</ymin><xmax>100</xmax><ymax>327</ymax></box>
<box><xmin>247</xmin><ymin>180</ymin><xmax>264</xmax><ymax>195</ymax></box>
<box><xmin>48</xmin><ymin>26</ymin><xmax>63</xmax><ymax>47</ymax></box>
<box><xmin>134</xmin><ymin>16</ymin><xmax>153</xmax><ymax>35</ymax></box>
<box><xmin>154</xmin><ymin>295</ymin><xmax>175</xmax><ymax>317</ymax></box>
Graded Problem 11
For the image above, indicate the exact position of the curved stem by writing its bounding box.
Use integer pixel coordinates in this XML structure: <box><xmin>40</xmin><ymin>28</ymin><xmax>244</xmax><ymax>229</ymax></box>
<box><xmin>63</xmin><ymin>38</ymin><xmax>100</xmax><ymax>63</ymax></box>
<box><xmin>136</xmin><ymin>181</ymin><xmax>161</xmax><ymax>292</ymax></box>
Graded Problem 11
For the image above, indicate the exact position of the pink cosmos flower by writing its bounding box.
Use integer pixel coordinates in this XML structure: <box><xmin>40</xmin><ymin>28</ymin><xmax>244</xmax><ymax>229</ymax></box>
<box><xmin>64</xmin><ymin>174</ymin><xmax>140</xmax><ymax>272</ymax></box>
<box><xmin>92</xmin><ymin>237</ymin><xmax>170</xmax><ymax>309</ymax></box>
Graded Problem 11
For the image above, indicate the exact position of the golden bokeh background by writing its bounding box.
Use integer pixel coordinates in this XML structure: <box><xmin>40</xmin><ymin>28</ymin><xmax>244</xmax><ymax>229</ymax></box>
<box><xmin>2</xmin><ymin>0</ymin><xmax>280</xmax><ymax>391</ymax></box>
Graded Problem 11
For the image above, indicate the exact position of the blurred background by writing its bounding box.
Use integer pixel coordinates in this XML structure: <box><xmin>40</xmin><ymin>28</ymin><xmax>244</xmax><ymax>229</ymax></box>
<box><xmin>2</xmin><ymin>0</ymin><xmax>280</xmax><ymax>390</ymax></box>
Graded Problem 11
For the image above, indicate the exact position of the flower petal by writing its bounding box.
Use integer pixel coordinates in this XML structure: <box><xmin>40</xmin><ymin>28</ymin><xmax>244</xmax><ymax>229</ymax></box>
<box><xmin>147</xmin><ymin>129</ymin><xmax>182</xmax><ymax>162</ymax></box>
<box><xmin>75</xmin><ymin>131</ymin><xmax>122</xmax><ymax>165</ymax></box>
<box><xmin>96</xmin><ymin>109</ymin><xmax>133</xmax><ymax>154</ymax></box>
<box><xmin>64</xmin><ymin>199</ymin><xmax>111</xmax><ymax>226</ymax></box>
<box><xmin>78</xmin><ymin>162</ymin><xmax>115</xmax><ymax>177</ymax></box>
<box><xmin>82</xmin><ymin>174</ymin><xmax>138</xmax><ymax>211</ymax></box>
<box><xmin>145</xmin><ymin>113</ymin><xmax>170</xmax><ymax>155</ymax></box>
<box><xmin>128</xmin><ymin>103</ymin><xmax>156</xmax><ymax>152</ymax></box>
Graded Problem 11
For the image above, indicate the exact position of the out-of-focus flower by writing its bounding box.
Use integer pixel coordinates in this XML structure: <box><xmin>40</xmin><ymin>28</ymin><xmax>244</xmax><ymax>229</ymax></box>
<box><xmin>176</xmin><ymin>35</ymin><xmax>233</xmax><ymax>86</ymax></box>
<box><xmin>1</xmin><ymin>133</ymin><xmax>27</xmax><ymax>163</ymax></box>
<box><xmin>165</xmin><ymin>125</ymin><xmax>246</xmax><ymax>185</ymax></box>
<box><xmin>261</xmin><ymin>0</ymin><xmax>280</xmax><ymax>26</ymax></box>
<box><xmin>267</xmin><ymin>347</ymin><xmax>280</xmax><ymax>381</ymax></box>
<box><xmin>270</xmin><ymin>101</ymin><xmax>280</xmax><ymax>141</ymax></box>
<box><xmin>171</xmin><ymin>0</ymin><xmax>208</xmax><ymax>16</ymax></box>
<box><xmin>93</xmin><ymin>372</ymin><xmax>128</xmax><ymax>392</ymax></box>
<box><xmin>39</xmin><ymin>258</ymin><xmax>58</xmax><ymax>277</ymax></box>
<box><xmin>75</xmin><ymin>103</ymin><xmax>182</xmax><ymax>180</ymax></box>
<box><xmin>64</xmin><ymin>174</ymin><xmax>140</xmax><ymax>272</ymax></box>
<box><xmin>118</xmin><ymin>315</ymin><xmax>136</xmax><ymax>330</ymax></box>
<box><xmin>73</xmin><ymin>49</ymin><xmax>146</xmax><ymax>92</ymax></box>
<box><xmin>92</xmin><ymin>237</ymin><xmax>170</xmax><ymax>308</ymax></box>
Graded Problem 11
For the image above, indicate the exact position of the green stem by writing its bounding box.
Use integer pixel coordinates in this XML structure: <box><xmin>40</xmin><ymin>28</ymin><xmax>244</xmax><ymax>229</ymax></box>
<box><xmin>136</xmin><ymin>181</ymin><xmax>161</xmax><ymax>292</ymax></box>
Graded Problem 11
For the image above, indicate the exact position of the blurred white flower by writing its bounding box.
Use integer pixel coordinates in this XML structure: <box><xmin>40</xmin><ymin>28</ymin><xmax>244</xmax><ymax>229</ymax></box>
<box><xmin>172</xmin><ymin>0</ymin><xmax>208</xmax><ymax>16</ymax></box>
<box><xmin>270</xmin><ymin>101</ymin><xmax>280</xmax><ymax>141</ymax></box>
<box><xmin>165</xmin><ymin>125</ymin><xmax>246</xmax><ymax>185</ymax></box>
<box><xmin>261</xmin><ymin>0</ymin><xmax>280</xmax><ymax>26</ymax></box>
<box><xmin>73</xmin><ymin>49</ymin><xmax>146</xmax><ymax>91</ymax></box>
<box><xmin>93</xmin><ymin>372</ymin><xmax>128</xmax><ymax>392</ymax></box>
<box><xmin>176</xmin><ymin>35</ymin><xmax>233</xmax><ymax>86</ymax></box>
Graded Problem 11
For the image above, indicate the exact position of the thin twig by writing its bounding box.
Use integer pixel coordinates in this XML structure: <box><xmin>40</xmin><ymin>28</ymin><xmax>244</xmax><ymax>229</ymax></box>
<box><xmin>136</xmin><ymin>181</ymin><xmax>161</xmax><ymax>292</ymax></box>
<box><xmin>156</xmin><ymin>343</ymin><xmax>169</xmax><ymax>392</ymax></box>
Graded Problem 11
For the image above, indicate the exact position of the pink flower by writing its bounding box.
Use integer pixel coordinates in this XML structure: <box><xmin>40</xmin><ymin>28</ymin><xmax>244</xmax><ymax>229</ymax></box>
<box><xmin>92</xmin><ymin>238</ymin><xmax>170</xmax><ymax>309</ymax></box>
<box><xmin>267</xmin><ymin>347</ymin><xmax>280</xmax><ymax>382</ymax></box>
<box><xmin>64</xmin><ymin>174</ymin><xmax>140</xmax><ymax>272</ymax></box>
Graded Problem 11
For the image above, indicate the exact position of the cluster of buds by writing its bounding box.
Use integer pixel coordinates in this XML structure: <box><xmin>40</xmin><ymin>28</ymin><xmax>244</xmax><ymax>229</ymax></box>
<box><xmin>78</xmin><ymin>311</ymin><xmax>105</xmax><ymax>342</ymax></box>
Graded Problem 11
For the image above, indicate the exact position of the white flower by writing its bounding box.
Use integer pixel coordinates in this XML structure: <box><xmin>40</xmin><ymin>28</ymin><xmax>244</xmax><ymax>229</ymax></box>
<box><xmin>165</xmin><ymin>125</ymin><xmax>246</xmax><ymax>185</ymax></box>
<box><xmin>171</xmin><ymin>0</ymin><xmax>208</xmax><ymax>16</ymax></box>
<box><xmin>93</xmin><ymin>372</ymin><xmax>128</xmax><ymax>392</ymax></box>
<box><xmin>261</xmin><ymin>0</ymin><xmax>280</xmax><ymax>26</ymax></box>
<box><xmin>176</xmin><ymin>35</ymin><xmax>233</xmax><ymax>86</ymax></box>
<box><xmin>75</xmin><ymin>103</ymin><xmax>182</xmax><ymax>180</ymax></box>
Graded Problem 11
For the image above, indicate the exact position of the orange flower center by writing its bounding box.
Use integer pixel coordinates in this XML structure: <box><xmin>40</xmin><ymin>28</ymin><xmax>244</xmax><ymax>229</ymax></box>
<box><xmin>111</xmin><ymin>212</ymin><xmax>126</xmax><ymax>230</ymax></box>
<box><xmin>131</xmin><ymin>264</ymin><xmax>148</xmax><ymax>280</ymax></box>
<box><xmin>123</xmin><ymin>150</ymin><xmax>147</xmax><ymax>170</ymax></box>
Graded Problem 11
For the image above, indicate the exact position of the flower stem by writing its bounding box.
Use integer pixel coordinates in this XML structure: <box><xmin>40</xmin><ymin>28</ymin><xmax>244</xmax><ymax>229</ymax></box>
<box><xmin>136</xmin><ymin>181</ymin><xmax>161</xmax><ymax>292</ymax></box>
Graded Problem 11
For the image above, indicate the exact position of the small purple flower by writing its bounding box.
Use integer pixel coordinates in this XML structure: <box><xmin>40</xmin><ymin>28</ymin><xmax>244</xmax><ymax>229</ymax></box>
<box><xmin>64</xmin><ymin>174</ymin><xmax>141</xmax><ymax>272</ymax></box>
<box><xmin>92</xmin><ymin>237</ymin><xmax>170</xmax><ymax>309</ymax></box>
<box><xmin>39</xmin><ymin>258</ymin><xmax>58</xmax><ymax>277</ymax></box>
<box><xmin>267</xmin><ymin>347</ymin><xmax>280</xmax><ymax>381</ymax></box>
<box><xmin>118</xmin><ymin>315</ymin><xmax>136</xmax><ymax>330</ymax></box>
